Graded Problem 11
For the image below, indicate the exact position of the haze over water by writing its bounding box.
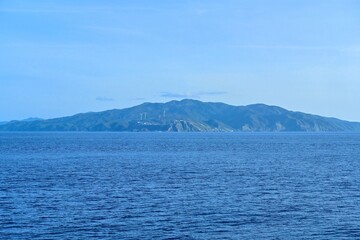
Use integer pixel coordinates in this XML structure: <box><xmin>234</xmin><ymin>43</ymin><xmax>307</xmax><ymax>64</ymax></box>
<box><xmin>1</xmin><ymin>132</ymin><xmax>360</xmax><ymax>239</ymax></box>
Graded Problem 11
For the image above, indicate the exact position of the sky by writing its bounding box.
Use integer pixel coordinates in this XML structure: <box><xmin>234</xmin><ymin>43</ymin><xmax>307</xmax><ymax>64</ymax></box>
<box><xmin>1</xmin><ymin>0</ymin><xmax>360</xmax><ymax>121</ymax></box>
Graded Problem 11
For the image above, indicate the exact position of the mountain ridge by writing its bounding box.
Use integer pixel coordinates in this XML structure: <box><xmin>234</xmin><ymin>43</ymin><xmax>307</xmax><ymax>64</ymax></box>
<box><xmin>1</xmin><ymin>99</ymin><xmax>360</xmax><ymax>132</ymax></box>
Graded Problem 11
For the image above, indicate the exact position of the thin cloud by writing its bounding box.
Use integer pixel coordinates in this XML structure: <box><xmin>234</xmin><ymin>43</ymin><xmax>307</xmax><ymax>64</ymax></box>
<box><xmin>161</xmin><ymin>92</ymin><xmax>191</xmax><ymax>99</ymax></box>
<box><xmin>198</xmin><ymin>91</ymin><xmax>227</xmax><ymax>96</ymax></box>
<box><xmin>96</xmin><ymin>97</ymin><xmax>115</xmax><ymax>102</ymax></box>
<box><xmin>83</xmin><ymin>24</ymin><xmax>164</xmax><ymax>42</ymax></box>
<box><xmin>344</xmin><ymin>46</ymin><xmax>360</xmax><ymax>52</ymax></box>
<box><xmin>0</xmin><ymin>7</ymin><xmax>84</xmax><ymax>14</ymax></box>
<box><xmin>229</xmin><ymin>45</ymin><xmax>360</xmax><ymax>54</ymax></box>
<box><xmin>133</xmin><ymin>97</ymin><xmax>147</xmax><ymax>101</ymax></box>
<box><xmin>195</xmin><ymin>9</ymin><xmax>208</xmax><ymax>15</ymax></box>
<box><xmin>83</xmin><ymin>26</ymin><xmax>147</xmax><ymax>38</ymax></box>
<box><xmin>160</xmin><ymin>91</ymin><xmax>227</xmax><ymax>99</ymax></box>
<box><xmin>230</xmin><ymin>44</ymin><xmax>333</xmax><ymax>50</ymax></box>
<box><xmin>0</xmin><ymin>42</ymin><xmax>96</xmax><ymax>48</ymax></box>
<box><xmin>0</xmin><ymin>5</ymin><xmax>171</xmax><ymax>14</ymax></box>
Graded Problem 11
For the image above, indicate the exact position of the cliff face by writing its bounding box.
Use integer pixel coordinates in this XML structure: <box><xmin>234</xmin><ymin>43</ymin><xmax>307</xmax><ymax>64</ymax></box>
<box><xmin>167</xmin><ymin>120</ymin><xmax>215</xmax><ymax>132</ymax></box>
<box><xmin>1</xmin><ymin>99</ymin><xmax>360</xmax><ymax>132</ymax></box>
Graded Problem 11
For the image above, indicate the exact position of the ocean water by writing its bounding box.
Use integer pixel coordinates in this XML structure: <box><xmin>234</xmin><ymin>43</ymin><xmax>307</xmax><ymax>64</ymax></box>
<box><xmin>1</xmin><ymin>132</ymin><xmax>360</xmax><ymax>239</ymax></box>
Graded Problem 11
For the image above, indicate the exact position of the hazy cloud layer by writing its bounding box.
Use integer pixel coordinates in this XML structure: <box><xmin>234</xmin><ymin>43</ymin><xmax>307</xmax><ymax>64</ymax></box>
<box><xmin>96</xmin><ymin>97</ymin><xmax>115</xmax><ymax>102</ymax></box>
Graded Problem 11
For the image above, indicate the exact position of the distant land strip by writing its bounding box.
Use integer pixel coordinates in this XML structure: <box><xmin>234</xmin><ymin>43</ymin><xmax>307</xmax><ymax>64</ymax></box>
<box><xmin>1</xmin><ymin>99</ymin><xmax>360</xmax><ymax>132</ymax></box>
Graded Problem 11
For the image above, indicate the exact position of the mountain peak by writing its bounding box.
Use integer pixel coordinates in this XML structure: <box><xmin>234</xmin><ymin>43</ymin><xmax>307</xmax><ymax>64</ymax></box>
<box><xmin>1</xmin><ymin>100</ymin><xmax>359</xmax><ymax>132</ymax></box>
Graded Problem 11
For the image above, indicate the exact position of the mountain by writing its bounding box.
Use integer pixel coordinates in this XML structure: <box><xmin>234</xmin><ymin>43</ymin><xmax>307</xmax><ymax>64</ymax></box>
<box><xmin>22</xmin><ymin>117</ymin><xmax>43</xmax><ymax>122</ymax></box>
<box><xmin>0</xmin><ymin>118</ymin><xmax>42</xmax><ymax>126</ymax></box>
<box><xmin>1</xmin><ymin>99</ymin><xmax>360</xmax><ymax>132</ymax></box>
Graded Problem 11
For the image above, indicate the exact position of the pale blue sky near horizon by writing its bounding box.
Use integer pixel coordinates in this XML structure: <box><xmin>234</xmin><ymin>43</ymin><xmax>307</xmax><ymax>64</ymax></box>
<box><xmin>1</xmin><ymin>0</ymin><xmax>360</xmax><ymax>121</ymax></box>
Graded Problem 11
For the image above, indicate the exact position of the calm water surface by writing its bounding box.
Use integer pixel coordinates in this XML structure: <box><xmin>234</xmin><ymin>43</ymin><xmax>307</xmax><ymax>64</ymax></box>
<box><xmin>1</xmin><ymin>132</ymin><xmax>360</xmax><ymax>239</ymax></box>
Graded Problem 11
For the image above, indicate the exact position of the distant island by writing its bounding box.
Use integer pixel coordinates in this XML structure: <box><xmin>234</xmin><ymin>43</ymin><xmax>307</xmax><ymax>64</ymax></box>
<box><xmin>1</xmin><ymin>99</ymin><xmax>360</xmax><ymax>132</ymax></box>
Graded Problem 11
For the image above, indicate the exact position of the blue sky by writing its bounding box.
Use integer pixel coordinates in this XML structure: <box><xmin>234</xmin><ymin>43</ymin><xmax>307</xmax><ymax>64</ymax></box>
<box><xmin>1</xmin><ymin>0</ymin><xmax>360</xmax><ymax>121</ymax></box>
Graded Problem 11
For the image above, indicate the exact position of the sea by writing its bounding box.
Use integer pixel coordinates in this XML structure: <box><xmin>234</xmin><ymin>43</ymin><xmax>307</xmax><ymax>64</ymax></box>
<box><xmin>1</xmin><ymin>132</ymin><xmax>360</xmax><ymax>239</ymax></box>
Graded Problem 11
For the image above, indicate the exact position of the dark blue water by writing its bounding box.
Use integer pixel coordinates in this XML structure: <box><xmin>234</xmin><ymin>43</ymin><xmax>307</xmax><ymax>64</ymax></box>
<box><xmin>1</xmin><ymin>132</ymin><xmax>360</xmax><ymax>239</ymax></box>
